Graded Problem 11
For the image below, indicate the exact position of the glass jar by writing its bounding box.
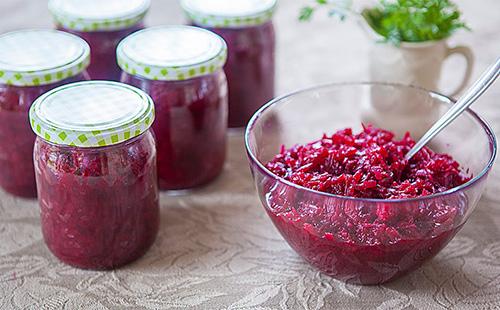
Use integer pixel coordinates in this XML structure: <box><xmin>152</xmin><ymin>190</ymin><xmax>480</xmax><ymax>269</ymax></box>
<box><xmin>181</xmin><ymin>0</ymin><xmax>277</xmax><ymax>128</ymax></box>
<box><xmin>30</xmin><ymin>81</ymin><xmax>159</xmax><ymax>270</ymax></box>
<box><xmin>118</xmin><ymin>26</ymin><xmax>228</xmax><ymax>190</ymax></box>
<box><xmin>0</xmin><ymin>29</ymin><xmax>90</xmax><ymax>198</ymax></box>
<box><xmin>49</xmin><ymin>0</ymin><xmax>150</xmax><ymax>81</ymax></box>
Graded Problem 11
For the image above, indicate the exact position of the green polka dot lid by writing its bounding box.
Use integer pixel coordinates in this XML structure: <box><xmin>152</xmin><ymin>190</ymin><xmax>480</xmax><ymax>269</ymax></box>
<box><xmin>30</xmin><ymin>81</ymin><xmax>155</xmax><ymax>148</ymax></box>
<box><xmin>48</xmin><ymin>0</ymin><xmax>150</xmax><ymax>32</ymax></box>
<box><xmin>117</xmin><ymin>26</ymin><xmax>227</xmax><ymax>81</ymax></box>
<box><xmin>180</xmin><ymin>0</ymin><xmax>277</xmax><ymax>28</ymax></box>
<box><xmin>0</xmin><ymin>30</ymin><xmax>90</xmax><ymax>87</ymax></box>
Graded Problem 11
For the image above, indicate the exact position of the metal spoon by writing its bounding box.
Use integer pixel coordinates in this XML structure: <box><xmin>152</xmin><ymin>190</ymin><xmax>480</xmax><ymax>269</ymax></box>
<box><xmin>405</xmin><ymin>58</ymin><xmax>500</xmax><ymax>161</ymax></box>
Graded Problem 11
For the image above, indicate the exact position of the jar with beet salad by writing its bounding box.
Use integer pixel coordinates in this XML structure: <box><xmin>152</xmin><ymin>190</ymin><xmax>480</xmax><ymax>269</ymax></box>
<box><xmin>0</xmin><ymin>29</ymin><xmax>90</xmax><ymax>198</ymax></box>
<box><xmin>118</xmin><ymin>26</ymin><xmax>228</xmax><ymax>190</ymax></box>
<box><xmin>30</xmin><ymin>81</ymin><xmax>159</xmax><ymax>270</ymax></box>
<box><xmin>181</xmin><ymin>0</ymin><xmax>277</xmax><ymax>128</ymax></box>
<box><xmin>48</xmin><ymin>0</ymin><xmax>150</xmax><ymax>81</ymax></box>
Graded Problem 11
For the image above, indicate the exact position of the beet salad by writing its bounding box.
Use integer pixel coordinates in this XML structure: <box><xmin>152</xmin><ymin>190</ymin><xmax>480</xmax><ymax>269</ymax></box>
<box><xmin>263</xmin><ymin>125</ymin><xmax>470</xmax><ymax>284</ymax></box>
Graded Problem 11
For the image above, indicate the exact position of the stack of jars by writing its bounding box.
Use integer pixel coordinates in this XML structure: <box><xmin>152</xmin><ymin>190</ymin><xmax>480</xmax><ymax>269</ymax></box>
<box><xmin>0</xmin><ymin>0</ymin><xmax>277</xmax><ymax>270</ymax></box>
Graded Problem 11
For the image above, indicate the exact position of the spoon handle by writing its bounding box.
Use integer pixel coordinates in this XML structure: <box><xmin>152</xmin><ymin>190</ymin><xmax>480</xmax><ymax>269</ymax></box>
<box><xmin>405</xmin><ymin>58</ymin><xmax>500</xmax><ymax>160</ymax></box>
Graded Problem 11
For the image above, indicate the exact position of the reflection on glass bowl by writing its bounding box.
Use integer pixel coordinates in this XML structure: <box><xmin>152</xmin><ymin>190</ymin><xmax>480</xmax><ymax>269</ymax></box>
<box><xmin>245</xmin><ymin>83</ymin><xmax>497</xmax><ymax>285</ymax></box>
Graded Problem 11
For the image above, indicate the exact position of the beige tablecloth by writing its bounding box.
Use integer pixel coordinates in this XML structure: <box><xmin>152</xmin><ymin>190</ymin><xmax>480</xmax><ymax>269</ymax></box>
<box><xmin>1</xmin><ymin>0</ymin><xmax>500</xmax><ymax>309</ymax></box>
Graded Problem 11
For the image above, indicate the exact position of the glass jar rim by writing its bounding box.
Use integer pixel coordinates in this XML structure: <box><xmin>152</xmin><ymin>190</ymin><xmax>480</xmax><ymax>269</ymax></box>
<box><xmin>181</xmin><ymin>0</ymin><xmax>277</xmax><ymax>28</ymax></box>
<box><xmin>30</xmin><ymin>81</ymin><xmax>155</xmax><ymax>148</ymax></box>
<box><xmin>48</xmin><ymin>0</ymin><xmax>150</xmax><ymax>32</ymax></box>
<box><xmin>117</xmin><ymin>25</ymin><xmax>227</xmax><ymax>81</ymax></box>
<box><xmin>0</xmin><ymin>29</ymin><xmax>90</xmax><ymax>87</ymax></box>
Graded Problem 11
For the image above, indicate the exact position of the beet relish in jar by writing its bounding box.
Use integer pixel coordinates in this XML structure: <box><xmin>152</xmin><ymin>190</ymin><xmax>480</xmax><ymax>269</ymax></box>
<box><xmin>181</xmin><ymin>0</ymin><xmax>277</xmax><ymax>128</ymax></box>
<box><xmin>48</xmin><ymin>0</ymin><xmax>150</xmax><ymax>81</ymax></box>
<box><xmin>30</xmin><ymin>81</ymin><xmax>159</xmax><ymax>270</ymax></box>
<box><xmin>118</xmin><ymin>26</ymin><xmax>228</xmax><ymax>190</ymax></box>
<box><xmin>0</xmin><ymin>29</ymin><xmax>90</xmax><ymax>198</ymax></box>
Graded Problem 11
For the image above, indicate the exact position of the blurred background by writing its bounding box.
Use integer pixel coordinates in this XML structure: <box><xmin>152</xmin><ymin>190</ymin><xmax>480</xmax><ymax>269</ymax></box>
<box><xmin>1</xmin><ymin>0</ymin><xmax>498</xmax><ymax>101</ymax></box>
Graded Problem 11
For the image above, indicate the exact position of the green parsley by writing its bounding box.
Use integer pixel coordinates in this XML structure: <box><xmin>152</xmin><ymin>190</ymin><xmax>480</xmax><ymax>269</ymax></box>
<box><xmin>300</xmin><ymin>0</ymin><xmax>470</xmax><ymax>45</ymax></box>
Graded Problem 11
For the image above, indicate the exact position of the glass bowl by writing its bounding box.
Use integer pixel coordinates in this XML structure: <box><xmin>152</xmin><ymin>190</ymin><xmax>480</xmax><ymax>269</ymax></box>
<box><xmin>245</xmin><ymin>83</ymin><xmax>497</xmax><ymax>285</ymax></box>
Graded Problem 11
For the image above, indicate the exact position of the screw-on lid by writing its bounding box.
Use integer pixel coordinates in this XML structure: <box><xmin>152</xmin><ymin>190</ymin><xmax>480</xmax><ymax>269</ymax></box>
<box><xmin>180</xmin><ymin>0</ymin><xmax>277</xmax><ymax>28</ymax></box>
<box><xmin>117</xmin><ymin>26</ymin><xmax>227</xmax><ymax>81</ymax></box>
<box><xmin>30</xmin><ymin>81</ymin><xmax>155</xmax><ymax>148</ymax></box>
<box><xmin>48</xmin><ymin>0</ymin><xmax>150</xmax><ymax>32</ymax></box>
<box><xmin>0</xmin><ymin>30</ymin><xmax>90</xmax><ymax>87</ymax></box>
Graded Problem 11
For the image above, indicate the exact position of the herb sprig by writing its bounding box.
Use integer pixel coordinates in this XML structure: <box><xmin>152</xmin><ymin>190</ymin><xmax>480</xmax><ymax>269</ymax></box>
<box><xmin>300</xmin><ymin>0</ymin><xmax>350</xmax><ymax>22</ymax></box>
<box><xmin>300</xmin><ymin>0</ymin><xmax>470</xmax><ymax>45</ymax></box>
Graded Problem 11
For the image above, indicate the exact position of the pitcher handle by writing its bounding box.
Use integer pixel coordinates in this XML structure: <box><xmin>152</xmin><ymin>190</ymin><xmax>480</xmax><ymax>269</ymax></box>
<box><xmin>445</xmin><ymin>45</ymin><xmax>474</xmax><ymax>97</ymax></box>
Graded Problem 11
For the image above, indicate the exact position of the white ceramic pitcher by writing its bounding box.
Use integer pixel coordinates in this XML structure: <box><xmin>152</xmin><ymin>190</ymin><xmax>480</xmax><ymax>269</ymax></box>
<box><xmin>369</xmin><ymin>39</ymin><xmax>474</xmax><ymax>97</ymax></box>
<box><xmin>361</xmin><ymin>22</ymin><xmax>474</xmax><ymax>138</ymax></box>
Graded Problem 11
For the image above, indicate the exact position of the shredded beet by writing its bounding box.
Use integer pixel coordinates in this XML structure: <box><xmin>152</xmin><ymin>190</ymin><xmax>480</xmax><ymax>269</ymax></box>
<box><xmin>0</xmin><ymin>75</ymin><xmax>86</xmax><ymax>198</ymax></box>
<box><xmin>265</xmin><ymin>124</ymin><xmax>470</xmax><ymax>199</ymax></box>
<box><xmin>58</xmin><ymin>24</ymin><xmax>143</xmax><ymax>81</ymax></box>
<box><xmin>122</xmin><ymin>72</ymin><xmax>227</xmax><ymax>190</ymax></box>
<box><xmin>262</xmin><ymin>125</ymin><xmax>471</xmax><ymax>284</ymax></box>
<box><xmin>199</xmin><ymin>22</ymin><xmax>275</xmax><ymax>128</ymax></box>
<box><xmin>35</xmin><ymin>132</ymin><xmax>159</xmax><ymax>270</ymax></box>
